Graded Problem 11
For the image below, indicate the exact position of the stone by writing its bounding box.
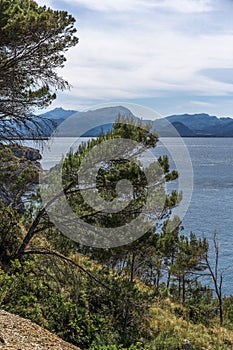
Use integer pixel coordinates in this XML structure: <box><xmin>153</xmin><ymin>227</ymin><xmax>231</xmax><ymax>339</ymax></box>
<box><xmin>0</xmin><ymin>310</ymin><xmax>80</xmax><ymax>349</ymax></box>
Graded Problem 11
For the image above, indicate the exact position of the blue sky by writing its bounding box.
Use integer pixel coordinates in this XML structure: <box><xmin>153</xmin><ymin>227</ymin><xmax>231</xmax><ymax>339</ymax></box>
<box><xmin>37</xmin><ymin>0</ymin><xmax>233</xmax><ymax>118</ymax></box>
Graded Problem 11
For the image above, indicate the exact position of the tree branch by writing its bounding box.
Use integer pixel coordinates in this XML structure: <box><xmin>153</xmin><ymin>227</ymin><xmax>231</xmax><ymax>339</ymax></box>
<box><xmin>23</xmin><ymin>249</ymin><xmax>111</xmax><ymax>291</ymax></box>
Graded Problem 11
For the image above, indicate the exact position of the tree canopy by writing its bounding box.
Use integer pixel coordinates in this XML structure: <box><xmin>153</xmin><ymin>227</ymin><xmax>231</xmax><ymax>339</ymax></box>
<box><xmin>0</xmin><ymin>0</ymin><xmax>78</xmax><ymax>139</ymax></box>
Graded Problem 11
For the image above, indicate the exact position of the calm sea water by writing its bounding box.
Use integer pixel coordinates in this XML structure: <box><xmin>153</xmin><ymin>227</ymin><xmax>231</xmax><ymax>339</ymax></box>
<box><xmin>25</xmin><ymin>137</ymin><xmax>233</xmax><ymax>295</ymax></box>
<box><xmin>158</xmin><ymin>138</ymin><xmax>233</xmax><ymax>295</ymax></box>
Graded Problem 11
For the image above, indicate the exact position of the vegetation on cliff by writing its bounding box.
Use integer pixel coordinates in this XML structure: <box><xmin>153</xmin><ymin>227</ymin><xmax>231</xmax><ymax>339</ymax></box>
<box><xmin>0</xmin><ymin>120</ymin><xmax>233</xmax><ymax>349</ymax></box>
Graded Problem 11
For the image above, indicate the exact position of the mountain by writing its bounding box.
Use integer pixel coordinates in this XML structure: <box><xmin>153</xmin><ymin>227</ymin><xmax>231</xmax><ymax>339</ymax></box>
<box><xmin>166</xmin><ymin>113</ymin><xmax>233</xmax><ymax>136</ymax></box>
<box><xmin>7</xmin><ymin>107</ymin><xmax>233</xmax><ymax>138</ymax></box>
<box><xmin>39</xmin><ymin>107</ymin><xmax>77</xmax><ymax>124</ymax></box>
<box><xmin>37</xmin><ymin>106</ymin><xmax>198</xmax><ymax>137</ymax></box>
<box><xmin>166</xmin><ymin>121</ymin><xmax>196</xmax><ymax>137</ymax></box>
<box><xmin>40</xmin><ymin>107</ymin><xmax>77</xmax><ymax>120</ymax></box>
<box><xmin>52</xmin><ymin>106</ymin><xmax>136</xmax><ymax>137</ymax></box>
<box><xmin>152</xmin><ymin>118</ymin><xmax>196</xmax><ymax>137</ymax></box>
<box><xmin>82</xmin><ymin>123</ymin><xmax>114</xmax><ymax>137</ymax></box>
<box><xmin>0</xmin><ymin>108</ymin><xmax>77</xmax><ymax>139</ymax></box>
<box><xmin>215</xmin><ymin>120</ymin><xmax>233</xmax><ymax>136</ymax></box>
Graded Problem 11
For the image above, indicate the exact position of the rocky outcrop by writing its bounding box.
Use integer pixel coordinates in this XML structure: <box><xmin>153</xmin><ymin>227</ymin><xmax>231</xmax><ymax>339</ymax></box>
<box><xmin>10</xmin><ymin>145</ymin><xmax>42</xmax><ymax>161</ymax></box>
<box><xmin>0</xmin><ymin>310</ymin><xmax>80</xmax><ymax>350</ymax></box>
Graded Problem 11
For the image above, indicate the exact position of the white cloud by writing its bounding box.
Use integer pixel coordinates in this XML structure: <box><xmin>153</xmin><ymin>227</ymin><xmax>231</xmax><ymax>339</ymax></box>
<box><xmin>151</xmin><ymin>0</ymin><xmax>212</xmax><ymax>13</ymax></box>
<box><xmin>58</xmin><ymin>0</ymin><xmax>212</xmax><ymax>13</ymax></box>
<box><xmin>59</xmin><ymin>21</ymin><xmax>233</xmax><ymax>103</ymax></box>
<box><xmin>190</xmin><ymin>100</ymin><xmax>215</xmax><ymax>107</ymax></box>
<box><xmin>31</xmin><ymin>0</ymin><xmax>233</xmax><ymax>114</ymax></box>
<box><xmin>36</xmin><ymin>0</ymin><xmax>52</xmax><ymax>7</ymax></box>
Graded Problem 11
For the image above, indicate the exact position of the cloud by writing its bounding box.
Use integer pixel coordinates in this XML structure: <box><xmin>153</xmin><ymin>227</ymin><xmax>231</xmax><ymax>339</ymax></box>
<box><xmin>36</xmin><ymin>0</ymin><xmax>53</xmax><ymax>7</ymax></box>
<box><xmin>56</xmin><ymin>0</ymin><xmax>212</xmax><ymax>13</ymax></box>
<box><xmin>59</xmin><ymin>21</ymin><xmax>233</xmax><ymax>103</ymax></box>
<box><xmin>151</xmin><ymin>0</ymin><xmax>212</xmax><ymax>13</ymax></box>
<box><xmin>190</xmin><ymin>100</ymin><xmax>215</xmax><ymax>107</ymax></box>
<box><xmin>200</xmin><ymin>68</ymin><xmax>233</xmax><ymax>84</ymax></box>
<box><xmin>31</xmin><ymin>0</ymin><xmax>233</xmax><ymax>116</ymax></box>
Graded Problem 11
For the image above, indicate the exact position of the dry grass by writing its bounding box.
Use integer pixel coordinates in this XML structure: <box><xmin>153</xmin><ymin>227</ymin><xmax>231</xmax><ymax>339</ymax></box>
<box><xmin>149</xmin><ymin>299</ymin><xmax>233</xmax><ymax>349</ymax></box>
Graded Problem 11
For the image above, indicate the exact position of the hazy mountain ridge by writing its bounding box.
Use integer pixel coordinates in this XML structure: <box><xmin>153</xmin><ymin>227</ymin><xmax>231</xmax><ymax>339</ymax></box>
<box><xmin>23</xmin><ymin>107</ymin><xmax>233</xmax><ymax>137</ymax></box>
<box><xmin>166</xmin><ymin>113</ymin><xmax>233</xmax><ymax>136</ymax></box>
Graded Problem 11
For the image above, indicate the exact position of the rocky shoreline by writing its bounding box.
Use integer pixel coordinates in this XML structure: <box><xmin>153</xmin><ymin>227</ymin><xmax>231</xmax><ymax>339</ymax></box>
<box><xmin>10</xmin><ymin>145</ymin><xmax>42</xmax><ymax>161</ymax></box>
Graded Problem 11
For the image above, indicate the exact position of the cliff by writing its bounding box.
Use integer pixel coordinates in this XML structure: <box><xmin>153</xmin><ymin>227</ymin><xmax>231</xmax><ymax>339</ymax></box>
<box><xmin>10</xmin><ymin>145</ymin><xmax>42</xmax><ymax>161</ymax></box>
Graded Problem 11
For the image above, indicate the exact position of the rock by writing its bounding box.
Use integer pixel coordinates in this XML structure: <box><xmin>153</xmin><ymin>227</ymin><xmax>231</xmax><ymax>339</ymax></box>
<box><xmin>183</xmin><ymin>340</ymin><xmax>192</xmax><ymax>349</ymax></box>
<box><xmin>10</xmin><ymin>145</ymin><xmax>42</xmax><ymax>161</ymax></box>
<box><xmin>0</xmin><ymin>310</ymin><xmax>80</xmax><ymax>349</ymax></box>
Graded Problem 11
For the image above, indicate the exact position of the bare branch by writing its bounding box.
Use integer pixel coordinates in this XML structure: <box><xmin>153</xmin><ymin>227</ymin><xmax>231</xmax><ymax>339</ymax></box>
<box><xmin>23</xmin><ymin>249</ymin><xmax>111</xmax><ymax>291</ymax></box>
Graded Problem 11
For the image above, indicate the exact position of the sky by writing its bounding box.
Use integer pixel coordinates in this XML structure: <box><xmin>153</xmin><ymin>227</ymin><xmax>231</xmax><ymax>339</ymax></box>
<box><xmin>36</xmin><ymin>0</ymin><xmax>233</xmax><ymax>118</ymax></box>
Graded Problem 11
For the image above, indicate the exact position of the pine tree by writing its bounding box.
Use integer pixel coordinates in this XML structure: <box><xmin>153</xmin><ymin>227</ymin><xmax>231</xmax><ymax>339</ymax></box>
<box><xmin>0</xmin><ymin>0</ymin><xmax>78</xmax><ymax>139</ymax></box>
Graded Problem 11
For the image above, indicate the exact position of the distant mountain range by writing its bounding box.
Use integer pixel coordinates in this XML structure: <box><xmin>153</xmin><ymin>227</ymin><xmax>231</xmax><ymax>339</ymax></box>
<box><xmin>12</xmin><ymin>106</ymin><xmax>233</xmax><ymax>138</ymax></box>
<box><xmin>166</xmin><ymin>113</ymin><xmax>233</xmax><ymax>137</ymax></box>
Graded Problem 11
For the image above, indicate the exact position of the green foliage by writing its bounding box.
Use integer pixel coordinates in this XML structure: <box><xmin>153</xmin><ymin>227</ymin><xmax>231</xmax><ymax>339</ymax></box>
<box><xmin>91</xmin><ymin>343</ymin><xmax>146</xmax><ymax>350</ymax></box>
<box><xmin>0</xmin><ymin>0</ymin><xmax>78</xmax><ymax>138</ymax></box>
<box><xmin>0</xmin><ymin>145</ymin><xmax>39</xmax><ymax>210</ymax></box>
<box><xmin>0</xmin><ymin>202</ymin><xmax>22</xmax><ymax>267</ymax></box>
<box><xmin>168</xmin><ymin>232</ymin><xmax>208</xmax><ymax>304</ymax></box>
<box><xmin>113</xmin><ymin>115</ymin><xmax>158</xmax><ymax>148</ymax></box>
<box><xmin>0</xmin><ymin>2</ymin><xmax>232</xmax><ymax>349</ymax></box>
<box><xmin>0</xmin><ymin>257</ymin><xmax>105</xmax><ymax>348</ymax></box>
<box><xmin>0</xmin><ymin>249</ymin><xmax>155</xmax><ymax>348</ymax></box>
<box><xmin>1</xmin><ymin>115</ymin><xmax>232</xmax><ymax>349</ymax></box>
<box><xmin>60</xmin><ymin>117</ymin><xmax>180</xmax><ymax>242</ymax></box>
<box><xmin>150</xmin><ymin>329</ymin><xmax>181</xmax><ymax>349</ymax></box>
<box><xmin>158</xmin><ymin>155</ymin><xmax>170</xmax><ymax>173</ymax></box>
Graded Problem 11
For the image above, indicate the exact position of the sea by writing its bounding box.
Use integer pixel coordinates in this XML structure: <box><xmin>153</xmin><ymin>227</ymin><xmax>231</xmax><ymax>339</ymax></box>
<box><xmin>24</xmin><ymin>137</ymin><xmax>233</xmax><ymax>295</ymax></box>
